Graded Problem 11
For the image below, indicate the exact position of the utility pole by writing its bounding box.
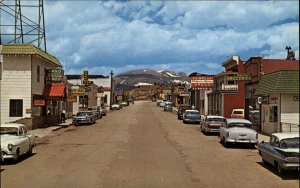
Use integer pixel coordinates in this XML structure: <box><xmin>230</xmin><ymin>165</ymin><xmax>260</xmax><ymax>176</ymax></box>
<box><xmin>110</xmin><ymin>70</ymin><xmax>113</xmax><ymax>109</ymax></box>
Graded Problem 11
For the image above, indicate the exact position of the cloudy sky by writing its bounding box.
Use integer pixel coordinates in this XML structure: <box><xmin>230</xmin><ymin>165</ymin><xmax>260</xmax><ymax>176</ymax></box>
<box><xmin>1</xmin><ymin>0</ymin><xmax>299</xmax><ymax>76</ymax></box>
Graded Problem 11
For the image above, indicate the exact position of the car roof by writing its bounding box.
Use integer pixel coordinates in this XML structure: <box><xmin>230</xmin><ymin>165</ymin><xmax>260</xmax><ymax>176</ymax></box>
<box><xmin>0</xmin><ymin>123</ymin><xmax>24</xmax><ymax>128</ymax></box>
<box><xmin>185</xmin><ymin>110</ymin><xmax>199</xmax><ymax>113</ymax></box>
<box><xmin>226</xmin><ymin>118</ymin><xmax>252</xmax><ymax>124</ymax></box>
<box><xmin>207</xmin><ymin>115</ymin><xmax>225</xmax><ymax>119</ymax></box>
<box><xmin>272</xmin><ymin>132</ymin><xmax>299</xmax><ymax>141</ymax></box>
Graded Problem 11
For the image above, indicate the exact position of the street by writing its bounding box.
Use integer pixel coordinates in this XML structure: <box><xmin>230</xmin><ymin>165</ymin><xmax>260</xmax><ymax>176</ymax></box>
<box><xmin>1</xmin><ymin>101</ymin><xmax>299</xmax><ymax>188</ymax></box>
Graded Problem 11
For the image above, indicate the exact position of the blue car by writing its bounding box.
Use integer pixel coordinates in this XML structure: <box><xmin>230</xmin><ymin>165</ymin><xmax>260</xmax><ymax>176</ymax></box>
<box><xmin>182</xmin><ymin>110</ymin><xmax>201</xmax><ymax>124</ymax></box>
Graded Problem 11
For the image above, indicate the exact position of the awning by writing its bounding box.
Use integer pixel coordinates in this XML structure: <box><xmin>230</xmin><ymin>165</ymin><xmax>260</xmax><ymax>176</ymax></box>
<box><xmin>43</xmin><ymin>83</ymin><xmax>65</xmax><ymax>98</ymax></box>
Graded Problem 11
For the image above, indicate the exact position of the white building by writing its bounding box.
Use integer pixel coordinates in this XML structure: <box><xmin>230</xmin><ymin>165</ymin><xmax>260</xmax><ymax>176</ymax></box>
<box><xmin>0</xmin><ymin>44</ymin><xmax>63</xmax><ymax>129</ymax></box>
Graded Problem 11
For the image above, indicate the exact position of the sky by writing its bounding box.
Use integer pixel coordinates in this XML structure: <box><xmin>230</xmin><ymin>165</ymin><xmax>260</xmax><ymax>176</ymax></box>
<box><xmin>1</xmin><ymin>0</ymin><xmax>299</xmax><ymax>76</ymax></box>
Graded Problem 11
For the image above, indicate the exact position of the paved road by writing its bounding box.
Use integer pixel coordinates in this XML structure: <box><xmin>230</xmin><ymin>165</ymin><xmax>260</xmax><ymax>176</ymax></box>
<box><xmin>1</xmin><ymin>101</ymin><xmax>299</xmax><ymax>188</ymax></box>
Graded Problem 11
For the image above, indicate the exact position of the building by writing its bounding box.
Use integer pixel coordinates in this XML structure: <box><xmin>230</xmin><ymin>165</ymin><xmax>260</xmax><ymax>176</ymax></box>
<box><xmin>255</xmin><ymin>70</ymin><xmax>299</xmax><ymax>134</ymax></box>
<box><xmin>207</xmin><ymin>56</ymin><xmax>247</xmax><ymax>117</ymax></box>
<box><xmin>0</xmin><ymin>44</ymin><xmax>64</xmax><ymax>129</ymax></box>
<box><xmin>189</xmin><ymin>73</ymin><xmax>214</xmax><ymax>115</ymax></box>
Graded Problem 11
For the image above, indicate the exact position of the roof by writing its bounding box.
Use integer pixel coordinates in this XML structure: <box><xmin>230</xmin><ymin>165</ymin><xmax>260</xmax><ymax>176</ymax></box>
<box><xmin>0</xmin><ymin>123</ymin><xmax>25</xmax><ymax>128</ymax></box>
<box><xmin>255</xmin><ymin>71</ymin><xmax>299</xmax><ymax>95</ymax></box>
<box><xmin>226</xmin><ymin>118</ymin><xmax>252</xmax><ymax>124</ymax></box>
<box><xmin>206</xmin><ymin>115</ymin><xmax>225</xmax><ymax>119</ymax></box>
<box><xmin>2</xmin><ymin>44</ymin><xmax>61</xmax><ymax>66</ymax></box>
<box><xmin>185</xmin><ymin>110</ymin><xmax>199</xmax><ymax>113</ymax></box>
<box><xmin>65</xmin><ymin>75</ymin><xmax>108</xmax><ymax>79</ymax></box>
<box><xmin>272</xmin><ymin>132</ymin><xmax>299</xmax><ymax>141</ymax></box>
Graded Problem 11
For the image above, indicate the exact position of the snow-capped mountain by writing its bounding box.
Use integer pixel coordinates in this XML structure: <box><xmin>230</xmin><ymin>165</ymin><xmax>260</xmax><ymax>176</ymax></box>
<box><xmin>114</xmin><ymin>69</ymin><xmax>190</xmax><ymax>89</ymax></box>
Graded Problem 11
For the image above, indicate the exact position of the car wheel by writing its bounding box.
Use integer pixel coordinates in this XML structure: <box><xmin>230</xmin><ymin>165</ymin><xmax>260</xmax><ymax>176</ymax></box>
<box><xmin>14</xmin><ymin>149</ymin><xmax>20</xmax><ymax>163</ymax></box>
<box><xmin>276</xmin><ymin>162</ymin><xmax>285</xmax><ymax>175</ymax></box>
<box><xmin>27</xmin><ymin>145</ymin><xmax>33</xmax><ymax>156</ymax></box>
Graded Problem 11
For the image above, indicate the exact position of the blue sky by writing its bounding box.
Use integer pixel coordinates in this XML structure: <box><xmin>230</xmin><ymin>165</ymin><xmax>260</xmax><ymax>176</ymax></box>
<box><xmin>1</xmin><ymin>0</ymin><xmax>299</xmax><ymax>76</ymax></box>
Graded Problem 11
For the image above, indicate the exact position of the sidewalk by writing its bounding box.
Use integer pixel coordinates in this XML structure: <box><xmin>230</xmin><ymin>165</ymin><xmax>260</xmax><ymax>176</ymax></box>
<box><xmin>29</xmin><ymin>118</ymin><xmax>73</xmax><ymax>139</ymax></box>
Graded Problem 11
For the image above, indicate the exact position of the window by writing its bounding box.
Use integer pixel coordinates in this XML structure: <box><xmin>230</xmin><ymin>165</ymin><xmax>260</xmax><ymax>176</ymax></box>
<box><xmin>269</xmin><ymin>106</ymin><xmax>278</xmax><ymax>122</ymax></box>
<box><xmin>37</xmin><ymin>65</ymin><xmax>40</xmax><ymax>82</ymax></box>
<box><xmin>9</xmin><ymin>99</ymin><xmax>23</xmax><ymax>117</ymax></box>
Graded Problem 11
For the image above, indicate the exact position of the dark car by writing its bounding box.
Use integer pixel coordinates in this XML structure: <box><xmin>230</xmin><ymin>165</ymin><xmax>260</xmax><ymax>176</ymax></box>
<box><xmin>177</xmin><ymin>105</ymin><xmax>191</xmax><ymax>120</ymax></box>
<box><xmin>182</xmin><ymin>110</ymin><xmax>201</xmax><ymax>124</ymax></box>
<box><xmin>164</xmin><ymin>103</ymin><xmax>173</xmax><ymax>111</ymax></box>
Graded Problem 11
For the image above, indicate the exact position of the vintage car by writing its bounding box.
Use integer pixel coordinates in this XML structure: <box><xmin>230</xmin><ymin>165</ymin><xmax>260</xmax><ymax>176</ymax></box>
<box><xmin>258</xmin><ymin>132</ymin><xmax>299</xmax><ymax>174</ymax></box>
<box><xmin>219</xmin><ymin>118</ymin><xmax>258</xmax><ymax>148</ymax></box>
<box><xmin>87</xmin><ymin>107</ymin><xmax>102</xmax><ymax>119</ymax></box>
<box><xmin>164</xmin><ymin>103</ymin><xmax>173</xmax><ymax>112</ymax></box>
<box><xmin>201</xmin><ymin>115</ymin><xmax>226</xmax><ymax>134</ymax></box>
<box><xmin>177</xmin><ymin>105</ymin><xmax>192</xmax><ymax>120</ymax></box>
<box><xmin>111</xmin><ymin>103</ymin><xmax>121</xmax><ymax>110</ymax></box>
<box><xmin>230</xmin><ymin>109</ymin><xmax>245</xmax><ymax>119</ymax></box>
<box><xmin>120</xmin><ymin>101</ymin><xmax>129</xmax><ymax>107</ymax></box>
<box><xmin>99</xmin><ymin>106</ymin><xmax>107</xmax><ymax>116</ymax></box>
<box><xmin>1</xmin><ymin>123</ymin><xmax>36</xmax><ymax>162</ymax></box>
<box><xmin>182</xmin><ymin>110</ymin><xmax>201</xmax><ymax>124</ymax></box>
<box><xmin>73</xmin><ymin>111</ymin><xmax>96</xmax><ymax>126</ymax></box>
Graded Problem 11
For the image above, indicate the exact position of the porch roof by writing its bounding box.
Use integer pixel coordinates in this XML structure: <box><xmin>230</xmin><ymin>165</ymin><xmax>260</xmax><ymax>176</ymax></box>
<box><xmin>255</xmin><ymin>71</ymin><xmax>299</xmax><ymax>96</ymax></box>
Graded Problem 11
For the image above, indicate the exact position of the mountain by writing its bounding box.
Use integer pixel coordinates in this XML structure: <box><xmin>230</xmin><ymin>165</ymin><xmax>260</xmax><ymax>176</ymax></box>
<box><xmin>114</xmin><ymin>69</ymin><xmax>190</xmax><ymax>90</ymax></box>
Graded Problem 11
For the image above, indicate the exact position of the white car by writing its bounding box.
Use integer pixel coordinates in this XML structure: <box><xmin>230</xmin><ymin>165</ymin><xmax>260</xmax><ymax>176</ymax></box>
<box><xmin>219</xmin><ymin>118</ymin><xmax>258</xmax><ymax>148</ymax></box>
<box><xmin>1</xmin><ymin>123</ymin><xmax>36</xmax><ymax>162</ymax></box>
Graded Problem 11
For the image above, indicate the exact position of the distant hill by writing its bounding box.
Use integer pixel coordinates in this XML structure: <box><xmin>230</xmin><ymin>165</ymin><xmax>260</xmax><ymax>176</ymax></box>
<box><xmin>114</xmin><ymin>69</ymin><xmax>190</xmax><ymax>91</ymax></box>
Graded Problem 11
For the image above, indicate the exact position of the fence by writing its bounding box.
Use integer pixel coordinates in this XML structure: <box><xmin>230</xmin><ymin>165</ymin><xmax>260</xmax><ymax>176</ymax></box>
<box><xmin>280</xmin><ymin>122</ymin><xmax>299</xmax><ymax>133</ymax></box>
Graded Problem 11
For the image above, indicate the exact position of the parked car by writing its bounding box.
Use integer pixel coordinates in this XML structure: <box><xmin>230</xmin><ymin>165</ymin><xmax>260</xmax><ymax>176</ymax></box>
<box><xmin>87</xmin><ymin>106</ymin><xmax>102</xmax><ymax>119</ymax></box>
<box><xmin>120</xmin><ymin>101</ymin><xmax>129</xmax><ymax>107</ymax></box>
<box><xmin>258</xmin><ymin>132</ymin><xmax>299</xmax><ymax>174</ymax></box>
<box><xmin>73</xmin><ymin>111</ymin><xmax>96</xmax><ymax>126</ymax></box>
<box><xmin>177</xmin><ymin>105</ymin><xmax>192</xmax><ymax>120</ymax></box>
<box><xmin>230</xmin><ymin>109</ymin><xmax>245</xmax><ymax>119</ymax></box>
<box><xmin>201</xmin><ymin>115</ymin><xmax>226</xmax><ymax>134</ymax></box>
<box><xmin>1</xmin><ymin>123</ymin><xmax>36</xmax><ymax>162</ymax></box>
<box><xmin>159</xmin><ymin>100</ymin><xmax>166</xmax><ymax>107</ymax></box>
<box><xmin>128</xmin><ymin>98</ymin><xmax>134</xmax><ymax>104</ymax></box>
<box><xmin>249</xmin><ymin>110</ymin><xmax>260</xmax><ymax>125</ymax></box>
<box><xmin>164</xmin><ymin>103</ymin><xmax>173</xmax><ymax>111</ymax></box>
<box><xmin>111</xmin><ymin>103</ymin><xmax>121</xmax><ymax>110</ymax></box>
<box><xmin>219</xmin><ymin>118</ymin><xmax>258</xmax><ymax>148</ymax></box>
<box><xmin>182</xmin><ymin>110</ymin><xmax>201</xmax><ymax>124</ymax></box>
<box><xmin>99</xmin><ymin>106</ymin><xmax>107</xmax><ymax>116</ymax></box>
<box><xmin>156</xmin><ymin>100</ymin><xmax>162</xmax><ymax>106</ymax></box>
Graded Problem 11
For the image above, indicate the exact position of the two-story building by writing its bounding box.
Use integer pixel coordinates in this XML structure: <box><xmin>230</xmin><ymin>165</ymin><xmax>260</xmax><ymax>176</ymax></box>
<box><xmin>0</xmin><ymin>44</ymin><xmax>64</xmax><ymax>129</ymax></box>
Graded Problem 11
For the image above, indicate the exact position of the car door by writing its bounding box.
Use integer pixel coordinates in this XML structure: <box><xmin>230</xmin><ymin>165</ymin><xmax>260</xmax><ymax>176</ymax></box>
<box><xmin>263</xmin><ymin>136</ymin><xmax>277</xmax><ymax>165</ymax></box>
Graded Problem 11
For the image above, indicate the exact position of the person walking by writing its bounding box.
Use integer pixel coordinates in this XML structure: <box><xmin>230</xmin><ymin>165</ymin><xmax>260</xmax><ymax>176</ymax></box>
<box><xmin>61</xmin><ymin>109</ymin><xmax>66</xmax><ymax>123</ymax></box>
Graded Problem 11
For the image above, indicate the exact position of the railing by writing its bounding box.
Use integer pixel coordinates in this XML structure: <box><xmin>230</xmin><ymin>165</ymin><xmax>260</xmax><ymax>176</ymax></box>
<box><xmin>280</xmin><ymin>122</ymin><xmax>299</xmax><ymax>133</ymax></box>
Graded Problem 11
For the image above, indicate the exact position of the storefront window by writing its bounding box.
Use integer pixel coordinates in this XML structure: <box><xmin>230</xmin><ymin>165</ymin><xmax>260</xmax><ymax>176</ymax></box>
<box><xmin>9</xmin><ymin>99</ymin><xmax>23</xmax><ymax>117</ymax></box>
<box><xmin>269</xmin><ymin>106</ymin><xmax>278</xmax><ymax>122</ymax></box>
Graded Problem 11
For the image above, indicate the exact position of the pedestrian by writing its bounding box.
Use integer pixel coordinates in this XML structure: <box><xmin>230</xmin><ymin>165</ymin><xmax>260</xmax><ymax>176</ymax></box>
<box><xmin>61</xmin><ymin>109</ymin><xmax>66</xmax><ymax>123</ymax></box>
<box><xmin>47</xmin><ymin>108</ymin><xmax>51</xmax><ymax>115</ymax></box>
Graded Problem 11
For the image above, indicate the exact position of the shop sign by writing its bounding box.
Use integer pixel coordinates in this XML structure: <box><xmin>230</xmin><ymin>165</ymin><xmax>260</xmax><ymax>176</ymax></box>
<box><xmin>221</xmin><ymin>84</ymin><xmax>238</xmax><ymax>91</ymax></box>
<box><xmin>26</xmin><ymin>109</ymin><xmax>32</xmax><ymax>113</ymax></box>
<box><xmin>226</xmin><ymin>74</ymin><xmax>251</xmax><ymax>81</ymax></box>
<box><xmin>70</xmin><ymin>88</ymin><xmax>85</xmax><ymax>96</ymax></box>
<box><xmin>191</xmin><ymin>76</ymin><xmax>214</xmax><ymax>89</ymax></box>
<box><xmin>45</xmin><ymin>69</ymin><xmax>64</xmax><ymax>82</ymax></box>
<box><xmin>33</xmin><ymin>99</ymin><xmax>46</xmax><ymax>106</ymax></box>
<box><xmin>67</xmin><ymin>95</ymin><xmax>77</xmax><ymax>102</ymax></box>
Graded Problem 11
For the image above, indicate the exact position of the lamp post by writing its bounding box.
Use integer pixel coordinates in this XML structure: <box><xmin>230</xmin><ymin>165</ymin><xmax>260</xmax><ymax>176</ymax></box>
<box><xmin>110</xmin><ymin>70</ymin><xmax>113</xmax><ymax>110</ymax></box>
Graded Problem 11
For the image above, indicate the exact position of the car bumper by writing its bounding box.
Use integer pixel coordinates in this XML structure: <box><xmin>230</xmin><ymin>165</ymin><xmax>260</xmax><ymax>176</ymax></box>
<box><xmin>184</xmin><ymin>119</ymin><xmax>201</xmax><ymax>123</ymax></box>
<box><xmin>73</xmin><ymin>119</ymin><xmax>92</xmax><ymax>124</ymax></box>
<box><xmin>206</xmin><ymin>128</ymin><xmax>220</xmax><ymax>133</ymax></box>
<box><xmin>226</xmin><ymin>138</ymin><xmax>258</xmax><ymax>144</ymax></box>
<box><xmin>282</xmin><ymin>163</ymin><xmax>300</xmax><ymax>170</ymax></box>
<box><xmin>1</xmin><ymin>150</ymin><xmax>16</xmax><ymax>161</ymax></box>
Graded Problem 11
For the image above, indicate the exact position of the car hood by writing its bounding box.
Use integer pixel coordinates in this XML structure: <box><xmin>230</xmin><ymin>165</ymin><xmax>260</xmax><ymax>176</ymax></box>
<box><xmin>1</xmin><ymin>134</ymin><xmax>19</xmax><ymax>147</ymax></box>
<box><xmin>276</xmin><ymin>148</ymin><xmax>300</xmax><ymax>153</ymax></box>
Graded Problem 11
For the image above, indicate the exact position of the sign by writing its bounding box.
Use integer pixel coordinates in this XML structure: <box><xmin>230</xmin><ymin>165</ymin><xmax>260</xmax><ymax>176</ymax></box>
<box><xmin>66</xmin><ymin>95</ymin><xmax>77</xmax><ymax>102</ymax></box>
<box><xmin>33</xmin><ymin>99</ymin><xmax>46</xmax><ymax>106</ymax></box>
<box><xmin>26</xmin><ymin>109</ymin><xmax>32</xmax><ymax>113</ymax></box>
<box><xmin>221</xmin><ymin>84</ymin><xmax>238</xmax><ymax>91</ymax></box>
<box><xmin>70</xmin><ymin>88</ymin><xmax>85</xmax><ymax>96</ymax></box>
<box><xmin>226</xmin><ymin>74</ymin><xmax>251</xmax><ymax>81</ymax></box>
<box><xmin>45</xmin><ymin>69</ymin><xmax>64</xmax><ymax>82</ymax></box>
<box><xmin>191</xmin><ymin>76</ymin><xmax>214</xmax><ymax>89</ymax></box>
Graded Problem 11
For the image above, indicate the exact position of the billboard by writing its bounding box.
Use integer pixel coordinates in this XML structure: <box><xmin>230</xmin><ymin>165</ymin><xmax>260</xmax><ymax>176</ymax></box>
<box><xmin>191</xmin><ymin>76</ymin><xmax>214</xmax><ymax>89</ymax></box>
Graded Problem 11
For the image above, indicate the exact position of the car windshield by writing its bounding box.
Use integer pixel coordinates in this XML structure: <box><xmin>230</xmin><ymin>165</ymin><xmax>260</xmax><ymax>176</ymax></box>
<box><xmin>280</xmin><ymin>138</ymin><xmax>300</xmax><ymax>149</ymax></box>
<box><xmin>207</xmin><ymin>118</ymin><xmax>225</xmax><ymax>122</ymax></box>
<box><xmin>77</xmin><ymin>112</ymin><xmax>92</xmax><ymax>116</ymax></box>
<box><xmin>233</xmin><ymin>111</ymin><xmax>243</xmax><ymax>114</ymax></box>
<box><xmin>252</xmin><ymin>113</ymin><xmax>260</xmax><ymax>120</ymax></box>
<box><xmin>227</xmin><ymin>123</ymin><xmax>252</xmax><ymax>128</ymax></box>
<box><xmin>0</xmin><ymin>127</ymin><xmax>18</xmax><ymax>136</ymax></box>
<box><xmin>186</xmin><ymin>112</ymin><xmax>199</xmax><ymax>115</ymax></box>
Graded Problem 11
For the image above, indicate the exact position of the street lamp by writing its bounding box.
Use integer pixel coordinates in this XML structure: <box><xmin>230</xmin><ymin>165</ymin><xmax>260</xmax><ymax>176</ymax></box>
<box><xmin>110</xmin><ymin>70</ymin><xmax>113</xmax><ymax>109</ymax></box>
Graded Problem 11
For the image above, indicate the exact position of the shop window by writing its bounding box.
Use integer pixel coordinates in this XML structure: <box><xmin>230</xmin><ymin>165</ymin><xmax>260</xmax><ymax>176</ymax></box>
<box><xmin>104</xmin><ymin>95</ymin><xmax>107</xmax><ymax>103</ymax></box>
<box><xmin>9</xmin><ymin>99</ymin><xmax>23</xmax><ymax>117</ymax></box>
<box><xmin>269</xmin><ymin>106</ymin><xmax>278</xmax><ymax>122</ymax></box>
<box><xmin>37</xmin><ymin>65</ymin><xmax>40</xmax><ymax>82</ymax></box>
